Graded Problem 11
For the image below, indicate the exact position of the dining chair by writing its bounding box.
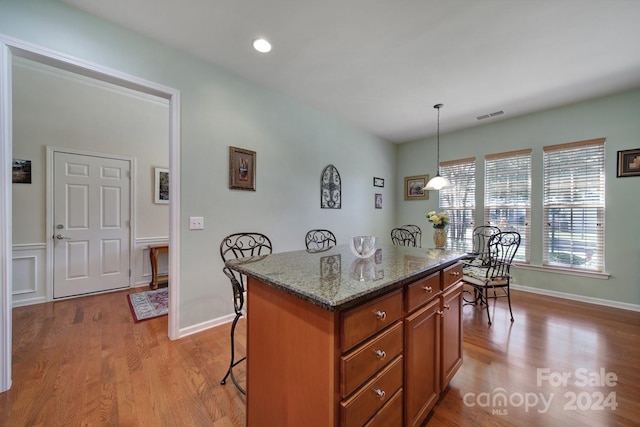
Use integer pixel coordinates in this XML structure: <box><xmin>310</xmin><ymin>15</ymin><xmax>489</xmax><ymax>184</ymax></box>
<box><xmin>305</xmin><ymin>229</ymin><xmax>337</xmax><ymax>250</ymax></box>
<box><xmin>391</xmin><ymin>226</ymin><xmax>420</xmax><ymax>247</ymax></box>
<box><xmin>462</xmin><ymin>231</ymin><xmax>520</xmax><ymax>325</ymax></box>
<box><xmin>467</xmin><ymin>225</ymin><xmax>501</xmax><ymax>266</ymax></box>
<box><xmin>462</xmin><ymin>225</ymin><xmax>501</xmax><ymax>304</ymax></box>
<box><xmin>400</xmin><ymin>224</ymin><xmax>422</xmax><ymax>247</ymax></box>
<box><xmin>219</xmin><ymin>232</ymin><xmax>273</xmax><ymax>394</ymax></box>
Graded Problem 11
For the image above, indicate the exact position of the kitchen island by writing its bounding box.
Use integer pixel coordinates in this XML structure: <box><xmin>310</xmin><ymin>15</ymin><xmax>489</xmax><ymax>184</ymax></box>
<box><xmin>225</xmin><ymin>244</ymin><xmax>467</xmax><ymax>427</ymax></box>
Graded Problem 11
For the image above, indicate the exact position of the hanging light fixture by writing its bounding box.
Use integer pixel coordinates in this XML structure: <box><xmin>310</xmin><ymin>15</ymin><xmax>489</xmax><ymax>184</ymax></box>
<box><xmin>424</xmin><ymin>103</ymin><xmax>452</xmax><ymax>191</ymax></box>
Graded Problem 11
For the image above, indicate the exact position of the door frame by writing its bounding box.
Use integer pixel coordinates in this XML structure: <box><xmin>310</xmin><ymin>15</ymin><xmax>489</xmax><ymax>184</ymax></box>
<box><xmin>0</xmin><ymin>35</ymin><xmax>182</xmax><ymax>393</ymax></box>
<box><xmin>46</xmin><ymin>147</ymin><xmax>136</xmax><ymax>299</ymax></box>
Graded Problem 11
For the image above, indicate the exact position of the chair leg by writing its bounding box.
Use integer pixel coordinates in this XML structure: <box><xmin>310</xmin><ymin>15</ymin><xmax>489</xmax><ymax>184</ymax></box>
<box><xmin>220</xmin><ymin>313</ymin><xmax>246</xmax><ymax>395</ymax></box>
<box><xmin>506</xmin><ymin>285</ymin><xmax>514</xmax><ymax>322</ymax></box>
<box><xmin>484</xmin><ymin>286</ymin><xmax>492</xmax><ymax>325</ymax></box>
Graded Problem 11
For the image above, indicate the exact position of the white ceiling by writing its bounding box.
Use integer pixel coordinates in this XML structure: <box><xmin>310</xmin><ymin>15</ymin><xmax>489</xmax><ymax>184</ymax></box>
<box><xmin>60</xmin><ymin>0</ymin><xmax>640</xmax><ymax>143</ymax></box>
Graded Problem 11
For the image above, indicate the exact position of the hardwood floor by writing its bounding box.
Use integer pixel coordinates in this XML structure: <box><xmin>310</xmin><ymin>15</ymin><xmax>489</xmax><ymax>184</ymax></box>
<box><xmin>1</xmin><ymin>287</ymin><xmax>638</xmax><ymax>426</ymax></box>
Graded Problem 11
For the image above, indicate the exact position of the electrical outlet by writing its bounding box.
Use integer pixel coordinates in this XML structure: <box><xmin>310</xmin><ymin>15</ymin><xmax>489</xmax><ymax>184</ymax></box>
<box><xmin>189</xmin><ymin>216</ymin><xmax>204</xmax><ymax>230</ymax></box>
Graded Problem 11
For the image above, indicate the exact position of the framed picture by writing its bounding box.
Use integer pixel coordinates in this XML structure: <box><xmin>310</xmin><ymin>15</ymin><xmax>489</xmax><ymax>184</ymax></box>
<box><xmin>375</xmin><ymin>193</ymin><xmax>382</xmax><ymax>209</ymax></box>
<box><xmin>617</xmin><ymin>148</ymin><xmax>640</xmax><ymax>177</ymax></box>
<box><xmin>373</xmin><ymin>177</ymin><xmax>384</xmax><ymax>187</ymax></box>
<box><xmin>12</xmin><ymin>159</ymin><xmax>32</xmax><ymax>184</ymax></box>
<box><xmin>229</xmin><ymin>146</ymin><xmax>256</xmax><ymax>191</ymax></box>
<box><xmin>154</xmin><ymin>167</ymin><xmax>169</xmax><ymax>204</ymax></box>
<box><xmin>404</xmin><ymin>175</ymin><xmax>429</xmax><ymax>200</ymax></box>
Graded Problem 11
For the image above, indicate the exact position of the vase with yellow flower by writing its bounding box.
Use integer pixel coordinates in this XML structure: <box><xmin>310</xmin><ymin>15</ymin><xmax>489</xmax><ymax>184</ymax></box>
<box><xmin>427</xmin><ymin>211</ymin><xmax>450</xmax><ymax>249</ymax></box>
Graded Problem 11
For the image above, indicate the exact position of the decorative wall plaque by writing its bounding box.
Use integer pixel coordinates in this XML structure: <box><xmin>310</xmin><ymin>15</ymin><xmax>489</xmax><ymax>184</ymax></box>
<box><xmin>321</xmin><ymin>164</ymin><xmax>341</xmax><ymax>209</ymax></box>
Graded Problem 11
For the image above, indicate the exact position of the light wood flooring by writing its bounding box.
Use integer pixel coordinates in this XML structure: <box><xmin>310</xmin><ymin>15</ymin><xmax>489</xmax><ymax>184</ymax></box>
<box><xmin>1</xmin><ymin>286</ymin><xmax>639</xmax><ymax>426</ymax></box>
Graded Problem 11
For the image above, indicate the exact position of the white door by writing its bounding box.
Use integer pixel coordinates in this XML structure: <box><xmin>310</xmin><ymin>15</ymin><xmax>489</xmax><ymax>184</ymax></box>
<box><xmin>53</xmin><ymin>152</ymin><xmax>131</xmax><ymax>298</ymax></box>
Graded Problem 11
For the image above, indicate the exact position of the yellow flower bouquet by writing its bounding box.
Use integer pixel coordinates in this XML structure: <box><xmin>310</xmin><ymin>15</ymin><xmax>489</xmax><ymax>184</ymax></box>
<box><xmin>427</xmin><ymin>211</ymin><xmax>450</xmax><ymax>229</ymax></box>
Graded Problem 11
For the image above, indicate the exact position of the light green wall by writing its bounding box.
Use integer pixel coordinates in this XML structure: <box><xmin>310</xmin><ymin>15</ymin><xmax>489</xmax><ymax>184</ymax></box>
<box><xmin>398</xmin><ymin>90</ymin><xmax>640</xmax><ymax>306</ymax></box>
<box><xmin>1</xmin><ymin>0</ymin><xmax>397</xmax><ymax>328</ymax></box>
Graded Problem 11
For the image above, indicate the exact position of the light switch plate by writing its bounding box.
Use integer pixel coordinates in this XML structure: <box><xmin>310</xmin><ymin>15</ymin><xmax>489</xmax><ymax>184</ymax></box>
<box><xmin>189</xmin><ymin>216</ymin><xmax>204</xmax><ymax>230</ymax></box>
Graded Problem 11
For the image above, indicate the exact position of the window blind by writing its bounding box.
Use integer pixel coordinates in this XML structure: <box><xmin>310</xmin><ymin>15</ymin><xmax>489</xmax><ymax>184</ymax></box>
<box><xmin>485</xmin><ymin>149</ymin><xmax>531</xmax><ymax>263</ymax></box>
<box><xmin>543</xmin><ymin>138</ymin><xmax>605</xmax><ymax>272</ymax></box>
<box><xmin>440</xmin><ymin>158</ymin><xmax>475</xmax><ymax>252</ymax></box>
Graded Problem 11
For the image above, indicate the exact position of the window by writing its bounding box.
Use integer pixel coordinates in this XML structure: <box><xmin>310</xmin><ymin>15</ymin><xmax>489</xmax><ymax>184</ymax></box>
<box><xmin>543</xmin><ymin>138</ymin><xmax>605</xmax><ymax>272</ymax></box>
<box><xmin>485</xmin><ymin>149</ymin><xmax>531</xmax><ymax>263</ymax></box>
<box><xmin>439</xmin><ymin>158</ymin><xmax>475</xmax><ymax>251</ymax></box>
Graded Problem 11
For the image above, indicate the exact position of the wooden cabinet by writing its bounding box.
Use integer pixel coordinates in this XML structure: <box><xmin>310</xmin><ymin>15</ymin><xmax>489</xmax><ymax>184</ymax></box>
<box><xmin>340</xmin><ymin>289</ymin><xmax>404</xmax><ymax>426</ymax></box>
<box><xmin>441</xmin><ymin>282</ymin><xmax>463</xmax><ymax>389</ymax></box>
<box><xmin>403</xmin><ymin>263</ymin><xmax>464</xmax><ymax>427</ymax></box>
<box><xmin>340</xmin><ymin>322</ymin><xmax>403</xmax><ymax>397</ymax></box>
<box><xmin>404</xmin><ymin>297</ymin><xmax>440</xmax><ymax>427</ymax></box>
<box><xmin>244</xmin><ymin>260</ymin><xmax>464</xmax><ymax>427</ymax></box>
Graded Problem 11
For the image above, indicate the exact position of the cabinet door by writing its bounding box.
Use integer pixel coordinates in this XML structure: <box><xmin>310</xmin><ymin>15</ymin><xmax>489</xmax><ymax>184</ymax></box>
<box><xmin>441</xmin><ymin>282</ymin><xmax>463</xmax><ymax>389</ymax></box>
<box><xmin>404</xmin><ymin>298</ymin><xmax>440</xmax><ymax>427</ymax></box>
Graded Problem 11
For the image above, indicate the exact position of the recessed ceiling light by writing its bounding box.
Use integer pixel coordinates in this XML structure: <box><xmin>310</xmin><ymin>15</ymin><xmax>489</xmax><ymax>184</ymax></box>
<box><xmin>253</xmin><ymin>38</ymin><xmax>272</xmax><ymax>53</ymax></box>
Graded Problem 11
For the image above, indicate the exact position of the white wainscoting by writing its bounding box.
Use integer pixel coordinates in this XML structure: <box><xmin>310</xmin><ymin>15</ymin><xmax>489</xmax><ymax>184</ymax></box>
<box><xmin>12</xmin><ymin>237</ymin><xmax>168</xmax><ymax>307</ymax></box>
<box><xmin>12</xmin><ymin>244</ymin><xmax>46</xmax><ymax>307</ymax></box>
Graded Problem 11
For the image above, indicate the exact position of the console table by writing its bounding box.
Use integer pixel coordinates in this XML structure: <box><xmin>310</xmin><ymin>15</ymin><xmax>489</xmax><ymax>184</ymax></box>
<box><xmin>149</xmin><ymin>244</ymin><xmax>168</xmax><ymax>289</ymax></box>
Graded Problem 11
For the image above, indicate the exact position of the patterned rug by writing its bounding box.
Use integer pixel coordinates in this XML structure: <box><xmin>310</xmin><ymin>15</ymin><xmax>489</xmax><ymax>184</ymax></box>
<box><xmin>127</xmin><ymin>287</ymin><xmax>168</xmax><ymax>323</ymax></box>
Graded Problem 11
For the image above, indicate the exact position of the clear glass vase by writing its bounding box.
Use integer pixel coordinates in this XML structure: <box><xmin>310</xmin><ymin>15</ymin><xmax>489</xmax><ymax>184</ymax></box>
<box><xmin>433</xmin><ymin>227</ymin><xmax>447</xmax><ymax>249</ymax></box>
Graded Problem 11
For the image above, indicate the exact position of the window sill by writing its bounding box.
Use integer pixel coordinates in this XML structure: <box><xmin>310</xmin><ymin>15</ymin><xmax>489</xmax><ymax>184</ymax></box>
<box><xmin>513</xmin><ymin>263</ymin><xmax>610</xmax><ymax>280</ymax></box>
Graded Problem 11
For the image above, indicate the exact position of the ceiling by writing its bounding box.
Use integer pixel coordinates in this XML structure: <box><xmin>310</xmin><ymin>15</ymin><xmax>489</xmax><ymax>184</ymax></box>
<box><xmin>60</xmin><ymin>0</ymin><xmax>640</xmax><ymax>143</ymax></box>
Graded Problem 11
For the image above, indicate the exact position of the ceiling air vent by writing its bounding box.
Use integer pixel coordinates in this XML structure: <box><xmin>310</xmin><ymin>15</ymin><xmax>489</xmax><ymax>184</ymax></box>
<box><xmin>477</xmin><ymin>110</ymin><xmax>505</xmax><ymax>120</ymax></box>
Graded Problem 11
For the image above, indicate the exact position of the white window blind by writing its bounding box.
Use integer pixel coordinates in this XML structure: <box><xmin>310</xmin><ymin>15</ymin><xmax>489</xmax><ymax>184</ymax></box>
<box><xmin>543</xmin><ymin>138</ymin><xmax>605</xmax><ymax>272</ymax></box>
<box><xmin>485</xmin><ymin>149</ymin><xmax>531</xmax><ymax>263</ymax></box>
<box><xmin>439</xmin><ymin>158</ymin><xmax>475</xmax><ymax>252</ymax></box>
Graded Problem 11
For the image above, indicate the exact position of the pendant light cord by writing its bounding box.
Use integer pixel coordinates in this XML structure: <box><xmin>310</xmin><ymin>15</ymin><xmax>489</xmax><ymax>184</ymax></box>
<box><xmin>434</xmin><ymin>103</ymin><xmax>443</xmax><ymax>175</ymax></box>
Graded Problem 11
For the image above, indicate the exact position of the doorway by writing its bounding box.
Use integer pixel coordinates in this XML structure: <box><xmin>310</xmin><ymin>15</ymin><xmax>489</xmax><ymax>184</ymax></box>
<box><xmin>0</xmin><ymin>38</ymin><xmax>182</xmax><ymax>393</ymax></box>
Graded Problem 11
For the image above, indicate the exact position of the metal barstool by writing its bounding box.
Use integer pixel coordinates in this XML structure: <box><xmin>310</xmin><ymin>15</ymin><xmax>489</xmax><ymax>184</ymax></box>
<box><xmin>305</xmin><ymin>229</ymin><xmax>337</xmax><ymax>250</ymax></box>
<box><xmin>219</xmin><ymin>232</ymin><xmax>273</xmax><ymax>394</ymax></box>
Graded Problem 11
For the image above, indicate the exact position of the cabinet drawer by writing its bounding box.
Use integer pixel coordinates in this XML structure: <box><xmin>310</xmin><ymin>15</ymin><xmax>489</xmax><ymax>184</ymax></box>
<box><xmin>341</xmin><ymin>289</ymin><xmax>403</xmax><ymax>351</ymax></box>
<box><xmin>340</xmin><ymin>356</ymin><xmax>403</xmax><ymax>427</ymax></box>
<box><xmin>405</xmin><ymin>271</ymin><xmax>439</xmax><ymax>313</ymax></box>
<box><xmin>364</xmin><ymin>389</ymin><xmax>403</xmax><ymax>427</ymax></box>
<box><xmin>441</xmin><ymin>262</ymin><xmax>463</xmax><ymax>290</ymax></box>
<box><xmin>341</xmin><ymin>321</ymin><xmax>403</xmax><ymax>397</ymax></box>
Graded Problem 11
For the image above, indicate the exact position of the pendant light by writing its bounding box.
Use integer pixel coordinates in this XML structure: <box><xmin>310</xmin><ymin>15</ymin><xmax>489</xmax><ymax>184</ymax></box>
<box><xmin>424</xmin><ymin>103</ymin><xmax>452</xmax><ymax>191</ymax></box>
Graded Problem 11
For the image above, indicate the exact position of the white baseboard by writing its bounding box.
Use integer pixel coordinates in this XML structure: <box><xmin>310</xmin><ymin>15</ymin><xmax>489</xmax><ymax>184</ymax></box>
<box><xmin>511</xmin><ymin>284</ymin><xmax>640</xmax><ymax>312</ymax></box>
<box><xmin>177</xmin><ymin>313</ymin><xmax>236</xmax><ymax>338</ymax></box>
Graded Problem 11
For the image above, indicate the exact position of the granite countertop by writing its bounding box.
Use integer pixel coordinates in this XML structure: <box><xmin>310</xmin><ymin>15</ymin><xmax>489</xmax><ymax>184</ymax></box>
<box><xmin>225</xmin><ymin>244</ymin><xmax>467</xmax><ymax>312</ymax></box>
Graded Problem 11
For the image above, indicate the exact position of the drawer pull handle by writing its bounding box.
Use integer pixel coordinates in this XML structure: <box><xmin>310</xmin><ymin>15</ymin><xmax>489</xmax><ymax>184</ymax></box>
<box><xmin>436</xmin><ymin>310</ymin><xmax>444</xmax><ymax>316</ymax></box>
<box><xmin>422</xmin><ymin>286</ymin><xmax>433</xmax><ymax>292</ymax></box>
<box><xmin>374</xmin><ymin>310</ymin><xmax>387</xmax><ymax>320</ymax></box>
<box><xmin>444</xmin><ymin>304</ymin><xmax>451</xmax><ymax>310</ymax></box>
<box><xmin>373</xmin><ymin>349</ymin><xmax>387</xmax><ymax>359</ymax></box>
<box><xmin>450</xmin><ymin>271</ymin><xmax>460</xmax><ymax>276</ymax></box>
<box><xmin>373</xmin><ymin>388</ymin><xmax>386</xmax><ymax>399</ymax></box>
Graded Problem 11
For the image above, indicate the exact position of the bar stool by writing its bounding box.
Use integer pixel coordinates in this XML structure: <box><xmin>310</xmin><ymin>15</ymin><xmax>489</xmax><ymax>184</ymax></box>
<box><xmin>305</xmin><ymin>229</ymin><xmax>337</xmax><ymax>250</ymax></box>
<box><xmin>219</xmin><ymin>232</ymin><xmax>273</xmax><ymax>394</ymax></box>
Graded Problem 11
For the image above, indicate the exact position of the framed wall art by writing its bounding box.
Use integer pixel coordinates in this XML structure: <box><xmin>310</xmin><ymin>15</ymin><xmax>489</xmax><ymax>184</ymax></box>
<box><xmin>229</xmin><ymin>146</ymin><xmax>256</xmax><ymax>191</ymax></box>
<box><xmin>375</xmin><ymin>193</ymin><xmax>382</xmax><ymax>209</ymax></box>
<box><xmin>154</xmin><ymin>167</ymin><xmax>169</xmax><ymax>204</ymax></box>
<box><xmin>617</xmin><ymin>148</ymin><xmax>640</xmax><ymax>177</ymax></box>
<box><xmin>373</xmin><ymin>177</ymin><xmax>384</xmax><ymax>187</ymax></box>
<box><xmin>321</xmin><ymin>164</ymin><xmax>341</xmax><ymax>209</ymax></box>
<box><xmin>12</xmin><ymin>159</ymin><xmax>31</xmax><ymax>184</ymax></box>
<box><xmin>404</xmin><ymin>175</ymin><xmax>429</xmax><ymax>200</ymax></box>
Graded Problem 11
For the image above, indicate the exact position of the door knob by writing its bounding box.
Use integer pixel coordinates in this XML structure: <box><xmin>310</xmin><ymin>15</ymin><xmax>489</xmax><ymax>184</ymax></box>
<box><xmin>55</xmin><ymin>233</ymin><xmax>71</xmax><ymax>240</ymax></box>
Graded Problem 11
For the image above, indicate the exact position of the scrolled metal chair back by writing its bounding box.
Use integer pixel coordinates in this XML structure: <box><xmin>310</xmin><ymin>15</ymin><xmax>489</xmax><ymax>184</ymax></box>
<box><xmin>400</xmin><ymin>224</ymin><xmax>422</xmax><ymax>247</ymax></box>
<box><xmin>471</xmin><ymin>225</ymin><xmax>501</xmax><ymax>265</ymax></box>
<box><xmin>391</xmin><ymin>227</ymin><xmax>419</xmax><ymax>247</ymax></box>
<box><xmin>305</xmin><ymin>229</ymin><xmax>337</xmax><ymax>250</ymax></box>
<box><xmin>486</xmin><ymin>231</ymin><xmax>520</xmax><ymax>279</ymax></box>
<box><xmin>220</xmin><ymin>233</ymin><xmax>273</xmax><ymax>314</ymax></box>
